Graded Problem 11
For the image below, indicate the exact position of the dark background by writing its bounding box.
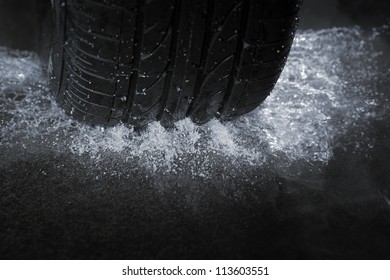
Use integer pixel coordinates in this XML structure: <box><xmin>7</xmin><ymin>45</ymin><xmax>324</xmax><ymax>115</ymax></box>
<box><xmin>0</xmin><ymin>0</ymin><xmax>390</xmax><ymax>259</ymax></box>
<box><xmin>1</xmin><ymin>0</ymin><xmax>389</xmax><ymax>50</ymax></box>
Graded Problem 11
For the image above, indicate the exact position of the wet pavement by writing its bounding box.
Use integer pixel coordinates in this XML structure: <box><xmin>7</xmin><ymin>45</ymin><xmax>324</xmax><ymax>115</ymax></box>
<box><xmin>1</xmin><ymin>1</ymin><xmax>390</xmax><ymax>259</ymax></box>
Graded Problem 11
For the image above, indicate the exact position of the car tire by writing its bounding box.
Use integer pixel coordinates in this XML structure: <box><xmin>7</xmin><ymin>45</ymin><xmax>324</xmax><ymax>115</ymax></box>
<box><xmin>49</xmin><ymin>0</ymin><xmax>302</xmax><ymax>127</ymax></box>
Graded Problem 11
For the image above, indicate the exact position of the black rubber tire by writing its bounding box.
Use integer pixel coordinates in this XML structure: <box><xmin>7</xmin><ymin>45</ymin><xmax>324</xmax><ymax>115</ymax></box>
<box><xmin>50</xmin><ymin>0</ymin><xmax>302</xmax><ymax>127</ymax></box>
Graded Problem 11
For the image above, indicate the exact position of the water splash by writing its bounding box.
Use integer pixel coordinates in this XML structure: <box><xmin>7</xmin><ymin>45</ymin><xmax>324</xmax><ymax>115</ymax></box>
<box><xmin>0</xmin><ymin>27</ymin><xmax>388</xmax><ymax>179</ymax></box>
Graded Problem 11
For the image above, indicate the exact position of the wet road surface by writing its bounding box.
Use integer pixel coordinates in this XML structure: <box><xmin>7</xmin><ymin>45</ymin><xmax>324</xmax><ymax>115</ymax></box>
<box><xmin>1</xmin><ymin>1</ymin><xmax>390</xmax><ymax>259</ymax></box>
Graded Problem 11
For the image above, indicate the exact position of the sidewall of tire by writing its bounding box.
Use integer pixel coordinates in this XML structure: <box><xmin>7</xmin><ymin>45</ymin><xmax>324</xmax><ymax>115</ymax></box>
<box><xmin>50</xmin><ymin>0</ymin><xmax>67</xmax><ymax>99</ymax></box>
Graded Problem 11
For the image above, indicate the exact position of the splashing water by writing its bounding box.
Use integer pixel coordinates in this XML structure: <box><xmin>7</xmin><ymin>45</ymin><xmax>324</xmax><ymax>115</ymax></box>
<box><xmin>0</xmin><ymin>27</ymin><xmax>388</xmax><ymax>179</ymax></box>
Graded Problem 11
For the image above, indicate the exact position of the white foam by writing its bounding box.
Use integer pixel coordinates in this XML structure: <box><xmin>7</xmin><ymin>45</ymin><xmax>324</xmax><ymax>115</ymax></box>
<box><xmin>0</xmin><ymin>27</ymin><xmax>388</xmax><ymax>178</ymax></box>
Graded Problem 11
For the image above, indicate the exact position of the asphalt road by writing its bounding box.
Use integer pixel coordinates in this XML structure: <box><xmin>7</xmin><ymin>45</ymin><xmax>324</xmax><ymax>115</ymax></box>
<box><xmin>0</xmin><ymin>0</ymin><xmax>390</xmax><ymax>259</ymax></box>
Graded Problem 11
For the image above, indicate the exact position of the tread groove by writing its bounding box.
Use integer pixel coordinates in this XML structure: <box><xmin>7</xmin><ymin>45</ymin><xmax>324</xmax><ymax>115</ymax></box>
<box><xmin>70</xmin><ymin>59</ymin><xmax>112</xmax><ymax>80</ymax></box>
<box><xmin>144</xmin><ymin>65</ymin><xmax>169</xmax><ymax>92</ymax></box>
<box><xmin>140</xmin><ymin>27</ymin><xmax>173</xmax><ymax>60</ymax></box>
<box><xmin>122</xmin><ymin>0</ymin><xmax>145</xmax><ymax>122</ymax></box>
<box><xmin>69</xmin><ymin>18</ymin><xmax>121</xmax><ymax>43</ymax></box>
<box><xmin>67</xmin><ymin>82</ymin><xmax>113</xmax><ymax>109</ymax></box>
<box><xmin>109</xmin><ymin>0</ymin><xmax>125</xmax><ymax>122</ymax></box>
<box><xmin>208</xmin><ymin>1</ymin><xmax>242</xmax><ymax>57</ymax></box>
<box><xmin>68</xmin><ymin>74</ymin><xmax>113</xmax><ymax>97</ymax></box>
<box><xmin>70</xmin><ymin>39</ymin><xmax>117</xmax><ymax>64</ymax></box>
<box><xmin>218</xmin><ymin>0</ymin><xmax>250</xmax><ymax>115</ymax></box>
<box><xmin>186</xmin><ymin>0</ymin><xmax>215</xmax><ymax>117</ymax></box>
<box><xmin>240</xmin><ymin>0</ymin><xmax>266</xmax><ymax>99</ymax></box>
<box><xmin>157</xmin><ymin>0</ymin><xmax>182</xmax><ymax>121</ymax></box>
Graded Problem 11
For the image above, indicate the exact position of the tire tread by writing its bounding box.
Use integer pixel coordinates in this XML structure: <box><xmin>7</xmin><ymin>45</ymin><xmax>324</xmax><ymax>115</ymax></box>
<box><xmin>54</xmin><ymin>0</ymin><xmax>301</xmax><ymax>126</ymax></box>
